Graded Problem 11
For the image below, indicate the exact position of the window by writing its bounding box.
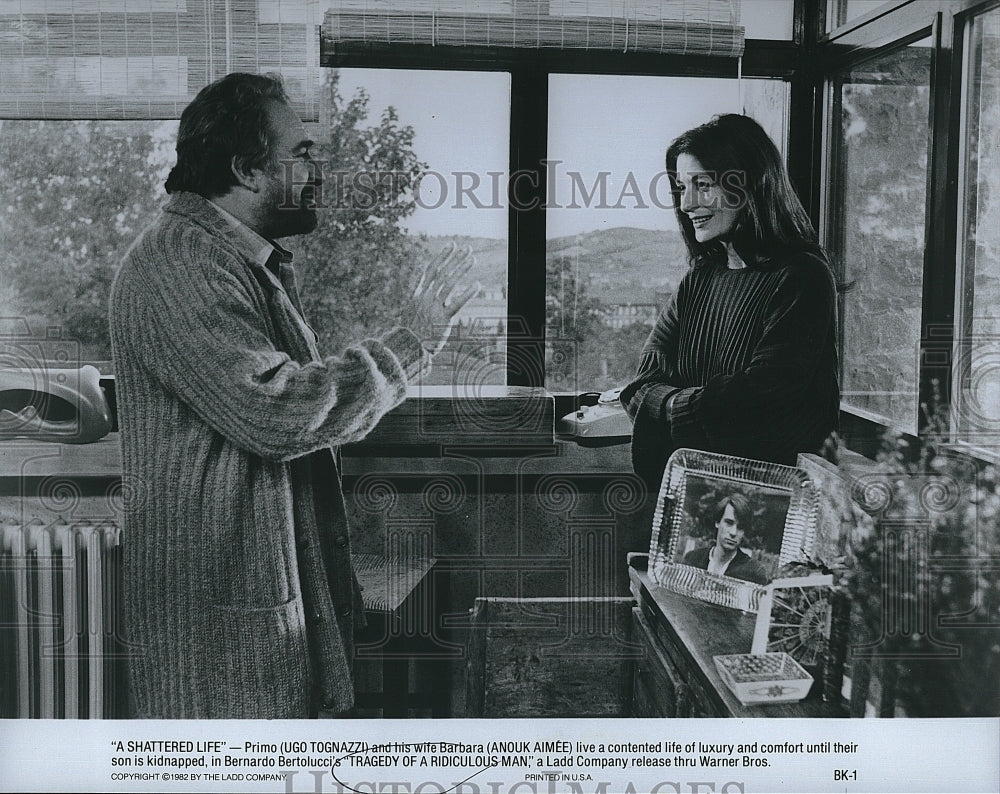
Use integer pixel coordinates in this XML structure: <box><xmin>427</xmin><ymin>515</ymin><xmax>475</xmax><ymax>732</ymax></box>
<box><xmin>4</xmin><ymin>0</ymin><xmax>758</xmax><ymax>393</ymax></box>
<box><xmin>2</xmin><ymin>0</ymin><xmax>997</xmax><ymax>461</ymax></box>
<box><xmin>0</xmin><ymin>119</ymin><xmax>175</xmax><ymax>370</ymax></box>
<box><xmin>0</xmin><ymin>70</ymin><xmax>511</xmax><ymax>389</ymax></box>
<box><xmin>0</xmin><ymin>0</ymin><xmax>317</xmax><ymax>371</ymax></box>
<box><xmin>544</xmin><ymin>74</ymin><xmax>790</xmax><ymax>393</ymax></box>
<box><xmin>0</xmin><ymin>1</ymin><xmax>318</xmax><ymax>119</ymax></box>
<box><xmin>954</xmin><ymin>7</ymin><xmax>1000</xmax><ymax>452</ymax></box>
<box><xmin>826</xmin><ymin>0</ymin><xmax>896</xmax><ymax>32</ymax></box>
<box><xmin>827</xmin><ymin>36</ymin><xmax>933</xmax><ymax>432</ymax></box>
<box><xmin>743</xmin><ymin>0</ymin><xmax>795</xmax><ymax>40</ymax></box>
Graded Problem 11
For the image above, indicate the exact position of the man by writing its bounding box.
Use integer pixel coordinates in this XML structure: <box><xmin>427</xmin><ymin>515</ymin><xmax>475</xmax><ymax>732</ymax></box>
<box><xmin>681</xmin><ymin>495</ymin><xmax>769</xmax><ymax>585</ymax></box>
<box><xmin>109</xmin><ymin>73</ymin><xmax>474</xmax><ymax>718</ymax></box>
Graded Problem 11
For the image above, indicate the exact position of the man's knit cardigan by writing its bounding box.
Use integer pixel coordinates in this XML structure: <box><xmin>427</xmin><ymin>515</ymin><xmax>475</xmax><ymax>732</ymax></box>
<box><xmin>109</xmin><ymin>192</ymin><xmax>423</xmax><ymax>718</ymax></box>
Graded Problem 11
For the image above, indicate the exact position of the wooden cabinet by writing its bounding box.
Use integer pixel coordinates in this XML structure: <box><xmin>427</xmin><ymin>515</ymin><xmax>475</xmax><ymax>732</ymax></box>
<box><xmin>465</xmin><ymin>597</ymin><xmax>637</xmax><ymax>718</ymax></box>
<box><xmin>631</xmin><ymin>606</ymin><xmax>691</xmax><ymax>717</ymax></box>
<box><xmin>627</xmin><ymin>554</ymin><xmax>845</xmax><ymax>718</ymax></box>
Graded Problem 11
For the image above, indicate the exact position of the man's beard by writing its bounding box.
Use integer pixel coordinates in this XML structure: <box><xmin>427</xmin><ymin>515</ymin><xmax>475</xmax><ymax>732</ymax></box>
<box><xmin>258</xmin><ymin>173</ymin><xmax>319</xmax><ymax>239</ymax></box>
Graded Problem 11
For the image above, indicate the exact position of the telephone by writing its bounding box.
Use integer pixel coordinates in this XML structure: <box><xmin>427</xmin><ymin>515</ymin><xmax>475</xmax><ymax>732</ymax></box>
<box><xmin>0</xmin><ymin>365</ymin><xmax>112</xmax><ymax>443</ymax></box>
<box><xmin>556</xmin><ymin>386</ymin><xmax>633</xmax><ymax>442</ymax></box>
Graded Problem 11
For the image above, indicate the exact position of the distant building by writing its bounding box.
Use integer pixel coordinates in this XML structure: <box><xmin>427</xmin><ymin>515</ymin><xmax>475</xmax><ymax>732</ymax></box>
<box><xmin>454</xmin><ymin>292</ymin><xmax>506</xmax><ymax>327</ymax></box>
<box><xmin>603</xmin><ymin>303</ymin><xmax>660</xmax><ymax>330</ymax></box>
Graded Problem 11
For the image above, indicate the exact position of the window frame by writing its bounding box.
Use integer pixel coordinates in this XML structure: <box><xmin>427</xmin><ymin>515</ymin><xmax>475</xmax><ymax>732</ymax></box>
<box><xmin>7</xmin><ymin>1</ymin><xmax>996</xmax><ymax>462</ymax></box>
<box><xmin>324</xmin><ymin>0</ymin><xmax>999</xmax><ymax>465</ymax></box>
<box><xmin>321</xmin><ymin>20</ymin><xmax>811</xmax><ymax>389</ymax></box>
<box><xmin>815</xmin><ymin>0</ymin><xmax>994</xmax><ymax>462</ymax></box>
<box><xmin>949</xmin><ymin>0</ymin><xmax>1000</xmax><ymax>462</ymax></box>
<box><xmin>820</xmin><ymin>21</ymin><xmax>938</xmax><ymax>435</ymax></box>
<box><xmin>820</xmin><ymin>0</ymin><xmax>918</xmax><ymax>42</ymax></box>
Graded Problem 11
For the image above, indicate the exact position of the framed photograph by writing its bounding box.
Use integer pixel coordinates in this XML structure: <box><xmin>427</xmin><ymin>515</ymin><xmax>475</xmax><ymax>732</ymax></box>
<box><xmin>648</xmin><ymin>449</ymin><xmax>821</xmax><ymax>612</ymax></box>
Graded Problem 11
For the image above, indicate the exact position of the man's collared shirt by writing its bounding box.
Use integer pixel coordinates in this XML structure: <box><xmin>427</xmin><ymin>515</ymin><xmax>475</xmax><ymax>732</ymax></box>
<box><xmin>207</xmin><ymin>198</ymin><xmax>319</xmax><ymax>356</ymax></box>
<box><xmin>206</xmin><ymin>196</ymin><xmax>428</xmax><ymax>381</ymax></box>
<box><xmin>208</xmin><ymin>199</ymin><xmax>292</xmax><ymax>276</ymax></box>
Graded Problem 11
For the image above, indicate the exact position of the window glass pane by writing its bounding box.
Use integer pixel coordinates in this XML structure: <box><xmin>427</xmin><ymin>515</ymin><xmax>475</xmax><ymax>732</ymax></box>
<box><xmin>830</xmin><ymin>37</ymin><xmax>932</xmax><ymax>430</ymax></box>
<box><xmin>0</xmin><ymin>70</ymin><xmax>510</xmax><ymax>387</ymax></box>
<box><xmin>302</xmin><ymin>69</ymin><xmax>510</xmax><ymax>388</ymax></box>
<box><xmin>545</xmin><ymin>74</ymin><xmax>789</xmax><ymax>392</ymax></box>
<box><xmin>0</xmin><ymin>119</ymin><xmax>174</xmax><ymax>371</ymax></box>
<box><xmin>744</xmin><ymin>0</ymin><xmax>794</xmax><ymax>40</ymax></box>
<box><xmin>826</xmin><ymin>0</ymin><xmax>893</xmax><ymax>33</ymax></box>
<box><xmin>955</xmin><ymin>9</ymin><xmax>1000</xmax><ymax>450</ymax></box>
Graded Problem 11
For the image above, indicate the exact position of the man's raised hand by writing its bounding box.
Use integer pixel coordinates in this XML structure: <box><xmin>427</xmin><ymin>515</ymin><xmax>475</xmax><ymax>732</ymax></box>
<box><xmin>406</xmin><ymin>242</ymin><xmax>479</xmax><ymax>357</ymax></box>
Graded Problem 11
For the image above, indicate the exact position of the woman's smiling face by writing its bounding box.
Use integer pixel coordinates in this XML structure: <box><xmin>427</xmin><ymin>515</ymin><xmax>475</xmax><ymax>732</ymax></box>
<box><xmin>675</xmin><ymin>152</ymin><xmax>741</xmax><ymax>244</ymax></box>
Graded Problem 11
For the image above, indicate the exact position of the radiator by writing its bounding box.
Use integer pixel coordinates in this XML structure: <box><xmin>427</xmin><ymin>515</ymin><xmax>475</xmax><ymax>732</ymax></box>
<box><xmin>1</xmin><ymin>523</ymin><xmax>123</xmax><ymax>718</ymax></box>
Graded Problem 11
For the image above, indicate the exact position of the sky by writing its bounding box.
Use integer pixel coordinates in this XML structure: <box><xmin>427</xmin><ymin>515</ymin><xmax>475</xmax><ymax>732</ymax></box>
<box><xmin>336</xmin><ymin>68</ymin><xmax>511</xmax><ymax>240</ymax></box>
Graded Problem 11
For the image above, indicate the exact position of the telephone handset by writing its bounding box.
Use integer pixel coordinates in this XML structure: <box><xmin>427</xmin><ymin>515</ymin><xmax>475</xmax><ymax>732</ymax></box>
<box><xmin>556</xmin><ymin>386</ymin><xmax>633</xmax><ymax>442</ymax></box>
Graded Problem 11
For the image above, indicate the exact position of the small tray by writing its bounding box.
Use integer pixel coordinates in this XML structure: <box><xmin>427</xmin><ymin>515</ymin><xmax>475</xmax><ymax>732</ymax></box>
<box><xmin>713</xmin><ymin>652</ymin><xmax>813</xmax><ymax>705</ymax></box>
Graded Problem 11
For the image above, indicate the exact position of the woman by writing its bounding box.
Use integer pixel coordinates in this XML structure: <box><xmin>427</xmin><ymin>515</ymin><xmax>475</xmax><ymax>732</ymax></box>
<box><xmin>681</xmin><ymin>494</ymin><xmax>769</xmax><ymax>585</ymax></box>
<box><xmin>622</xmin><ymin>114</ymin><xmax>839</xmax><ymax>488</ymax></box>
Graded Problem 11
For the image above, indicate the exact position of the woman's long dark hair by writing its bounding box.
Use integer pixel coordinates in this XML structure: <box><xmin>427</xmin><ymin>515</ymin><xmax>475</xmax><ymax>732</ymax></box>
<box><xmin>666</xmin><ymin>114</ymin><xmax>824</xmax><ymax>267</ymax></box>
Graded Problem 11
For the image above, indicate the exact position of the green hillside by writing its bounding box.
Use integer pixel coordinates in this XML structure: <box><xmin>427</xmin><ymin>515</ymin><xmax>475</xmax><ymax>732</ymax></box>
<box><xmin>421</xmin><ymin>226</ymin><xmax>689</xmax><ymax>304</ymax></box>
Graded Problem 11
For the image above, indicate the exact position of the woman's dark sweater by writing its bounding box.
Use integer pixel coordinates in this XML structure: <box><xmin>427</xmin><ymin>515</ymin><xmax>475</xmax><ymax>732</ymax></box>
<box><xmin>621</xmin><ymin>252</ymin><xmax>839</xmax><ymax>486</ymax></box>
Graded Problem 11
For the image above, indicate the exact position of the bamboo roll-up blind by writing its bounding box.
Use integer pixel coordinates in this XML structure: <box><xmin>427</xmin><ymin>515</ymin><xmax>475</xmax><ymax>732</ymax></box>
<box><xmin>0</xmin><ymin>1</ymin><xmax>320</xmax><ymax>120</ymax></box>
<box><xmin>322</xmin><ymin>0</ymin><xmax>744</xmax><ymax>58</ymax></box>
